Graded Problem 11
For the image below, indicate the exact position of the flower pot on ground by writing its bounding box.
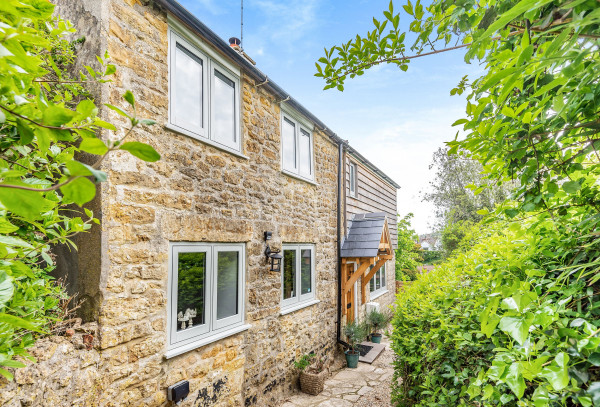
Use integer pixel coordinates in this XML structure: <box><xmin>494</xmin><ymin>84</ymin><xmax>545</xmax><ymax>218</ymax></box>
<box><xmin>294</xmin><ymin>354</ymin><xmax>327</xmax><ymax>395</ymax></box>
<box><xmin>366</xmin><ymin>309</ymin><xmax>392</xmax><ymax>344</ymax></box>
<box><xmin>343</xmin><ymin>320</ymin><xmax>367</xmax><ymax>368</ymax></box>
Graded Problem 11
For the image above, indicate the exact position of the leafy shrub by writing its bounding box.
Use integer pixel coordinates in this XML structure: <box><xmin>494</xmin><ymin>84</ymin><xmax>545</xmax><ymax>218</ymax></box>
<box><xmin>392</xmin><ymin>212</ymin><xmax>600</xmax><ymax>406</ymax></box>
<box><xmin>422</xmin><ymin>250</ymin><xmax>442</xmax><ymax>264</ymax></box>
<box><xmin>294</xmin><ymin>354</ymin><xmax>315</xmax><ymax>371</ymax></box>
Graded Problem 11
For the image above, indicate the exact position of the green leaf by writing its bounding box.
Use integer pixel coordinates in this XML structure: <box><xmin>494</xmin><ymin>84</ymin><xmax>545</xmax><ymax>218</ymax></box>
<box><xmin>123</xmin><ymin>90</ymin><xmax>135</xmax><ymax>107</ymax></box>
<box><xmin>139</xmin><ymin>119</ymin><xmax>156</xmax><ymax>126</ymax></box>
<box><xmin>506</xmin><ymin>363</ymin><xmax>526</xmax><ymax>398</ymax></box>
<box><xmin>0</xmin><ymin>218</ymin><xmax>19</xmax><ymax>233</ymax></box>
<box><xmin>499</xmin><ymin>314</ymin><xmax>533</xmax><ymax>345</ymax></box>
<box><xmin>0</xmin><ymin>187</ymin><xmax>46</xmax><ymax>220</ymax></box>
<box><xmin>0</xmin><ymin>313</ymin><xmax>44</xmax><ymax>333</ymax></box>
<box><xmin>588</xmin><ymin>382</ymin><xmax>600</xmax><ymax>406</ymax></box>
<box><xmin>79</xmin><ymin>137</ymin><xmax>108</xmax><ymax>155</ymax></box>
<box><xmin>119</xmin><ymin>142</ymin><xmax>160</xmax><ymax>162</ymax></box>
<box><xmin>76</xmin><ymin>100</ymin><xmax>98</xmax><ymax>118</ymax></box>
<box><xmin>42</xmin><ymin>105</ymin><xmax>76</xmax><ymax>127</ymax></box>
<box><xmin>541</xmin><ymin>353</ymin><xmax>569</xmax><ymax>390</ymax></box>
<box><xmin>104</xmin><ymin>104</ymin><xmax>130</xmax><ymax>119</ymax></box>
<box><xmin>60</xmin><ymin>177</ymin><xmax>97</xmax><ymax>206</ymax></box>
<box><xmin>0</xmin><ymin>271</ymin><xmax>14</xmax><ymax>307</ymax></box>
<box><xmin>532</xmin><ymin>386</ymin><xmax>549</xmax><ymax>407</ymax></box>
<box><xmin>563</xmin><ymin>181</ymin><xmax>581</xmax><ymax>194</ymax></box>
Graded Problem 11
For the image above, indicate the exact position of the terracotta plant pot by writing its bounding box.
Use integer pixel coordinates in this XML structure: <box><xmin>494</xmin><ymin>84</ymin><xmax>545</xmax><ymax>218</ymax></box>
<box><xmin>370</xmin><ymin>333</ymin><xmax>382</xmax><ymax>343</ymax></box>
<box><xmin>345</xmin><ymin>350</ymin><xmax>359</xmax><ymax>368</ymax></box>
<box><xmin>299</xmin><ymin>370</ymin><xmax>327</xmax><ymax>395</ymax></box>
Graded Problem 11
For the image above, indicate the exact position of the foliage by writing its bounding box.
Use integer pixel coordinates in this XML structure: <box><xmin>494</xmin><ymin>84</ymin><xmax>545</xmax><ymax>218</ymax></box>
<box><xmin>422</xmin><ymin>249</ymin><xmax>442</xmax><ymax>264</ymax></box>
<box><xmin>317</xmin><ymin>0</ymin><xmax>600</xmax><ymax>406</ymax></box>
<box><xmin>440</xmin><ymin>219</ymin><xmax>480</xmax><ymax>258</ymax></box>
<box><xmin>294</xmin><ymin>353</ymin><xmax>315</xmax><ymax>371</ymax></box>
<box><xmin>424</xmin><ymin>148</ymin><xmax>513</xmax><ymax>230</ymax></box>
<box><xmin>395</xmin><ymin>213</ymin><xmax>422</xmax><ymax>281</ymax></box>
<box><xmin>366</xmin><ymin>309</ymin><xmax>392</xmax><ymax>335</ymax></box>
<box><xmin>344</xmin><ymin>320</ymin><xmax>367</xmax><ymax>353</ymax></box>
<box><xmin>0</xmin><ymin>0</ymin><xmax>159</xmax><ymax>380</ymax></box>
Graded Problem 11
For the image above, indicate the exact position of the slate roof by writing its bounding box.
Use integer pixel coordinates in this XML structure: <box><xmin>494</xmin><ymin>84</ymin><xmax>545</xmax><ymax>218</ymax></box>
<box><xmin>341</xmin><ymin>213</ymin><xmax>388</xmax><ymax>258</ymax></box>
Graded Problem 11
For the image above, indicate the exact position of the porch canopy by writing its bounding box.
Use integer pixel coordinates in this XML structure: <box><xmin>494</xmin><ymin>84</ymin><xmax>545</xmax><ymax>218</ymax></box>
<box><xmin>340</xmin><ymin>213</ymin><xmax>394</xmax><ymax>319</ymax></box>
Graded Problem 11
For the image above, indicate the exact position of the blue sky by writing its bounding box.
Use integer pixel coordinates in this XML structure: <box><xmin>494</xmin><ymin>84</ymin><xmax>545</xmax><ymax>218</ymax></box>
<box><xmin>177</xmin><ymin>0</ymin><xmax>482</xmax><ymax>233</ymax></box>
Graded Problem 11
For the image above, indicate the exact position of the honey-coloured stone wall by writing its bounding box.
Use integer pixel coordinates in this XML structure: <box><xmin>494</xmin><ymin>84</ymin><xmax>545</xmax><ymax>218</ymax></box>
<box><xmin>1</xmin><ymin>0</ymin><xmax>342</xmax><ymax>406</ymax></box>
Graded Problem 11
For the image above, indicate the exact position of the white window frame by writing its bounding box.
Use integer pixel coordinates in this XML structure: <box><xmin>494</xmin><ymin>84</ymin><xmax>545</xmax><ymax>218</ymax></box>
<box><xmin>349</xmin><ymin>162</ymin><xmax>357</xmax><ymax>197</ymax></box>
<box><xmin>167</xmin><ymin>25</ymin><xmax>242</xmax><ymax>154</ymax></box>
<box><xmin>281</xmin><ymin>244</ymin><xmax>316</xmax><ymax>311</ymax></box>
<box><xmin>280</xmin><ymin>108</ymin><xmax>315</xmax><ymax>182</ymax></box>
<box><xmin>369</xmin><ymin>262</ymin><xmax>387</xmax><ymax>299</ymax></box>
<box><xmin>167</xmin><ymin>242</ymin><xmax>246</xmax><ymax>356</ymax></box>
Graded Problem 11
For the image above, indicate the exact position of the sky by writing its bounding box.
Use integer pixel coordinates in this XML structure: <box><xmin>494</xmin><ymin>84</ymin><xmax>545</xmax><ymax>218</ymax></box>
<box><xmin>177</xmin><ymin>0</ymin><xmax>483</xmax><ymax>234</ymax></box>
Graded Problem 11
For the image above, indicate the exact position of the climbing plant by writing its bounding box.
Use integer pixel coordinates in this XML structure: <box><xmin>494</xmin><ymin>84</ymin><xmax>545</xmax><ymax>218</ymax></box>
<box><xmin>0</xmin><ymin>0</ymin><xmax>159</xmax><ymax>379</ymax></box>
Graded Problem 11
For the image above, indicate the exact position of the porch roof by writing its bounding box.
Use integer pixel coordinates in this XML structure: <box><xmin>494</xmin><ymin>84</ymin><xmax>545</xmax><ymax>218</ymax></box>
<box><xmin>341</xmin><ymin>213</ymin><xmax>389</xmax><ymax>258</ymax></box>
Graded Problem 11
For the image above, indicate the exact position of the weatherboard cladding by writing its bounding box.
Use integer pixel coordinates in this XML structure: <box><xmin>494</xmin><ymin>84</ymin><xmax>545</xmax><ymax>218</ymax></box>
<box><xmin>341</xmin><ymin>214</ymin><xmax>387</xmax><ymax>258</ymax></box>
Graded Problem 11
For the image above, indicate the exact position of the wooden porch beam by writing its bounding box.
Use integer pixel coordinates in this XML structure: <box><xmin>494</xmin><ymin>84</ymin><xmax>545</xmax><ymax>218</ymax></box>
<box><xmin>343</xmin><ymin>260</ymin><xmax>371</xmax><ymax>294</ymax></box>
<box><xmin>361</xmin><ymin>258</ymin><xmax>387</xmax><ymax>303</ymax></box>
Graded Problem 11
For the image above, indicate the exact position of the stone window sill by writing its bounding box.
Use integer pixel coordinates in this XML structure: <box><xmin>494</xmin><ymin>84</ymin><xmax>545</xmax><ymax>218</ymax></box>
<box><xmin>370</xmin><ymin>289</ymin><xmax>389</xmax><ymax>301</ymax></box>
<box><xmin>281</xmin><ymin>170</ymin><xmax>318</xmax><ymax>186</ymax></box>
<box><xmin>280</xmin><ymin>299</ymin><xmax>320</xmax><ymax>316</ymax></box>
<box><xmin>164</xmin><ymin>323</ymin><xmax>252</xmax><ymax>359</ymax></box>
<box><xmin>164</xmin><ymin>123</ymin><xmax>249</xmax><ymax>160</ymax></box>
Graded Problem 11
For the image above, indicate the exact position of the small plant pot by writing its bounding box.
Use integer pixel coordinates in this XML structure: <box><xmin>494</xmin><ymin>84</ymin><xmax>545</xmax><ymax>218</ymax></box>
<box><xmin>299</xmin><ymin>370</ymin><xmax>327</xmax><ymax>395</ymax></box>
<box><xmin>345</xmin><ymin>350</ymin><xmax>360</xmax><ymax>368</ymax></box>
<box><xmin>370</xmin><ymin>333</ymin><xmax>382</xmax><ymax>343</ymax></box>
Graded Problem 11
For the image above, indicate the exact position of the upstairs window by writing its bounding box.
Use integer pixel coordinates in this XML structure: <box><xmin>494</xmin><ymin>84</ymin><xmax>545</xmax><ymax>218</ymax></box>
<box><xmin>169</xmin><ymin>29</ymin><xmax>241</xmax><ymax>152</ymax></box>
<box><xmin>281</xmin><ymin>244</ymin><xmax>316</xmax><ymax>310</ymax></box>
<box><xmin>369</xmin><ymin>262</ymin><xmax>387</xmax><ymax>297</ymax></box>
<box><xmin>281</xmin><ymin>112</ymin><xmax>314</xmax><ymax>181</ymax></box>
<box><xmin>349</xmin><ymin>162</ymin><xmax>357</xmax><ymax>197</ymax></box>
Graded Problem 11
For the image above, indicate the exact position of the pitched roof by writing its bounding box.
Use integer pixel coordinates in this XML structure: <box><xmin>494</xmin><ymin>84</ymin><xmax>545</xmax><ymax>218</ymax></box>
<box><xmin>341</xmin><ymin>213</ymin><xmax>389</xmax><ymax>258</ymax></box>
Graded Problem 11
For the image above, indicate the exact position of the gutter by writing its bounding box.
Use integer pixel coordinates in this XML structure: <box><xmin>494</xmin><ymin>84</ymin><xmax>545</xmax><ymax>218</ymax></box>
<box><xmin>152</xmin><ymin>0</ymin><xmax>401</xmax><ymax>190</ymax></box>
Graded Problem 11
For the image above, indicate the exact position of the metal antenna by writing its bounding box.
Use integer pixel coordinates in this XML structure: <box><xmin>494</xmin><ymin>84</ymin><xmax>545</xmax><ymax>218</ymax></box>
<box><xmin>240</xmin><ymin>0</ymin><xmax>244</xmax><ymax>51</ymax></box>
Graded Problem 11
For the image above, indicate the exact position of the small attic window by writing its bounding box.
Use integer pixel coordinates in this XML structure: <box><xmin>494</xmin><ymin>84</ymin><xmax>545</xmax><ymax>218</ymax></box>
<box><xmin>349</xmin><ymin>162</ymin><xmax>357</xmax><ymax>197</ymax></box>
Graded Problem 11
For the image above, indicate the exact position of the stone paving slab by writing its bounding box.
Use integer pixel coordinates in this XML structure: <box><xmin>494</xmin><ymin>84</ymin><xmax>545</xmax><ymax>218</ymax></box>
<box><xmin>283</xmin><ymin>338</ymin><xmax>394</xmax><ymax>406</ymax></box>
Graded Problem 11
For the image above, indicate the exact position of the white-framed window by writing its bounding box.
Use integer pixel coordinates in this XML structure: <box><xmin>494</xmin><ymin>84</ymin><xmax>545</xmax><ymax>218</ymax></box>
<box><xmin>168</xmin><ymin>242</ymin><xmax>245</xmax><ymax>352</ymax></box>
<box><xmin>168</xmin><ymin>28</ymin><xmax>241</xmax><ymax>153</ymax></box>
<box><xmin>281</xmin><ymin>111</ymin><xmax>314</xmax><ymax>181</ymax></box>
<box><xmin>369</xmin><ymin>262</ymin><xmax>387</xmax><ymax>297</ymax></box>
<box><xmin>349</xmin><ymin>162</ymin><xmax>357</xmax><ymax>197</ymax></box>
<box><xmin>281</xmin><ymin>244</ymin><xmax>316</xmax><ymax>310</ymax></box>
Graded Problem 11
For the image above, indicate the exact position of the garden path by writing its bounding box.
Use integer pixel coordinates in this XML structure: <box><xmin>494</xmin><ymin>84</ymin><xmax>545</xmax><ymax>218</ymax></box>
<box><xmin>282</xmin><ymin>337</ymin><xmax>394</xmax><ymax>407</ymax></box>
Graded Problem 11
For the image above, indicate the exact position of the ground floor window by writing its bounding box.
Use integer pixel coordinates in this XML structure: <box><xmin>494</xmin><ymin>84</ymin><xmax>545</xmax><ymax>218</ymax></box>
<box><xmin>369</xmin><ymin>262</ymin><xmax>387</xmax><ymax>297</ymax></box>
<box><xmin>168</xmin><ymin>242</ymin><xmax>245</xmax><ymax>350</ymax></box>
<box><xmin>281</xmin><ymin>244</ymin><xmax>316</xmax><ymax>310</ymax></box>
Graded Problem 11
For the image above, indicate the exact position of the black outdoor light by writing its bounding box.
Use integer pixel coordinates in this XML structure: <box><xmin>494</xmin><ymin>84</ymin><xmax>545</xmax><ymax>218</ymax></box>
<box><xmin>264</xmin><ymin>231</ymin><xmax>283</xmax><ymax>272</ymax></box>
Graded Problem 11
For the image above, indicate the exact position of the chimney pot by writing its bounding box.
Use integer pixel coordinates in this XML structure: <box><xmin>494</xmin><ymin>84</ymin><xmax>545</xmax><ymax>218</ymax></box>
<box><xmin>229</xmin><ymin>37</ymin><xmax>241</xmax><ymax>48</ymax></box>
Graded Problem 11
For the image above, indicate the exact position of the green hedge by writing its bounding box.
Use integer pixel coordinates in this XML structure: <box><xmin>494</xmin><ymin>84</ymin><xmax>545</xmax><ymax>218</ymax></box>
<box><xmin>391</xmin><ymin>214</ymin><xmax>600</xmax><ymax>406</ymax></box>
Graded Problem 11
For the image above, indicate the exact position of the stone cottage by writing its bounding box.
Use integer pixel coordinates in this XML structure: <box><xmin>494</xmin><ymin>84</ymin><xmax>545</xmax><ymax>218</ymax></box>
<box><xmin>0</xmin><ymin>0</ymin><xmax>399</xmax><ymax>406</ymax></box>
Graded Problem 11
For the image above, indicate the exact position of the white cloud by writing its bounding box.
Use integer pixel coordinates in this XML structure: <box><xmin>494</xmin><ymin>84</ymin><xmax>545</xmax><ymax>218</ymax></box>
<box><xmin>254</xmin><ymin>0</ymin><xmax>321</xmax><ymax>41</ymax></box>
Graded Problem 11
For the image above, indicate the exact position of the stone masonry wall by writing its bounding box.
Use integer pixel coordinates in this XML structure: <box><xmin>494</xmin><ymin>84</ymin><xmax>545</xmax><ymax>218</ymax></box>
<box><xmin>1</xmin><ymin>1</ymin><xmax>341</xmax><ymax>406</ymax></box>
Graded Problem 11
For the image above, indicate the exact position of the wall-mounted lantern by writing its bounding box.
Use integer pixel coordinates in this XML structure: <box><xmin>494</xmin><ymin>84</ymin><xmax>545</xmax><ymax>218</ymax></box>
<box><xmin>264</xmin><ymin>231</ymin><xmax>282</xmax><ymax>272</ymax></box>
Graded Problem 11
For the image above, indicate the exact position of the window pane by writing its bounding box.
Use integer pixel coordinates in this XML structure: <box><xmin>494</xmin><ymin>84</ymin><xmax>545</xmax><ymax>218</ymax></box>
<box><xmin>350</xmin><ymin>165</ymin><xmax>355</xmax><ymax>195</ymax></box>
<box><xmin>299</xmin><ymin>129</ymin><xmax>311</xmax><ymax>177</ymax></box>
<box><xmin>283</xmin><ymin>249</ymin><xmax>296</xmax><ymax>299</ymax></box>
<box><xmin>369</xmin><ymin>269</ymin><xmax>375</xmax><ymax>292</ymax></box>
<box><xmin>282</xmin><ymin>118</ymin><xmax>296</xmax><ymax>171</ymax></box>
<box><xmin>300</xmin><ymin>249</ymin><xmax>312</xmax><ymax>295</ymax></box>
<box><xmin>376</xmin><ymin>269</ymin><xmax>381</xmax><ymax>290</ymax></box>
<box><xmin>381</xmin><ymin>264</ymin><xmax>386</xmax><ymax>288</ymax></box>
<box><xmin>174</xmin><ymin>43</ymin><xmax>202</xmax><ymax>130</ymax></box>
<box><xmin>177</xmin><ymin>252</ymin><xmax>206</xmax><ymax>331</ymax></box>
<box><xmin>216</xmin><ymin>251</ymin><xmax>239</xmax><ymax>320</ymax></box>
<box><xmin>212</xmin><ymin>70</ymin><xmax>236</xmax><ymax>147</ymax></box>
